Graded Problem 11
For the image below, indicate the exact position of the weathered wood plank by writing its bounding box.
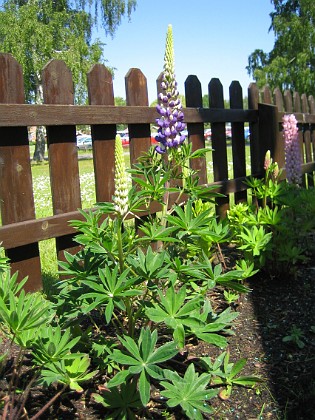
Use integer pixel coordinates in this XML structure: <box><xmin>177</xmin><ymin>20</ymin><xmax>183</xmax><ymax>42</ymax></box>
<box><xmin>209</xmin><ymin>78</ymin><xmax>229</xmax><ymax>217</ymax></box>
<box><xmin>87</xmin><ymin>64</ymin><xmax>116</xmax><ymax>202</ymax></box>
<box><xmin>248</xmin><ymin>83</ymin><xmax>260</xmax><ymax>176</ymax></box>
<box><xmin>185</xmin><ymin>75</ymin><xmax>207</xmax><ymax>185</ymax></box>
<box><xmin>301</xmin><ymin>94</ymin><xmax>314</xmax><ymax>187</ymax></box>
<box><xmin>0</xmin><ymin>53</ymin><xmax>41</xmax><ymax>290</ymax></box>
<box><xmin>42</xmin><ymin>59</ymin><xmax>81</xmax><ymax>261</ymax></box>
<box><xmin>0</xmin><ymin>104</ymin><xmax>259</xmax><ymax>127</ymax></box>
<box><xmin>230</xmin><ymin>81</ymin><xmax>247</xmax><ymax>203</ymax></box>
<box><xmin>126</xmin><ymin>68</ymin><xmax>154</xmax><ymax>166</ymax></box>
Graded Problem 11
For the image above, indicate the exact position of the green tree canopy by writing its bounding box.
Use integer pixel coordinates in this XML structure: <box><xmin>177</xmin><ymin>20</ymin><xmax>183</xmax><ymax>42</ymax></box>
<box><xmin>0</xmin><ymin>0</ymin><xmax>137</xmax><ymax>103</ymax></box>
<box><xmin>247</xmin><ymin>0</ymin><xmax>315</xmax><ymax>96</ymax></box>
<box><xmin>0</xmin><ymin>0</ymin><xmax>137</xmax><ymax>160</ymax></box>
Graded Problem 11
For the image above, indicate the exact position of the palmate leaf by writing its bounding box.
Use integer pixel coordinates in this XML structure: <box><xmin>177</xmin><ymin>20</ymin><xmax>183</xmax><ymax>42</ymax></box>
<box><xmin>126</xmin><ymin>247</ymin><xmax>171</xmax><ymax>281</ymax></box>
<box><xmin>199</xmin><ymin>254</ymin><xmax>249</xmax><ymax>293</ymax></box>
<box><xmin>92</xmin><ymin>380</ymin><xmax>141</xmax><ymax>420</ymax></box>
<box><xmin>80</xmin><ymin>265</ymin><xmax>142</xmax><ymax>322</ymax></box>
<box><xmin>39</xmin><ymin>355</ymin><xmax>98</xmax><ymax>392</ymax></box>
<box><xmin>145</xmin><ymin>286</ymin><xmax>201</xmax><ymax>325</ymax></box>
<box><xmin>108</xmin><ymin>328</ymin><xmax>178</xmax><ymax>406</ymax></box>
<box><xmin>206</xmin><ymin>351</ymin><xmax>261</xmax><ymax>399</ymax></box>
<box><xmin>165</xmin><ymin>200</ymin><xmax>212</xmax><ymax>237</ymax></box>
<box><xmin>160</xmin><ymin>363</ymin><xmax>217</xmax><ymax>419</ymax></box>
<box><xmin>0</xmin><ymin>290</ymin><xmax>52</xmax><ymax>347</ymax></box>
<box><xmin>32</xmin><ymin>325</ymin><xmax>82</xmax><ymax>365</ymax></box>
<box><xmin>137</xmin><ymin>223</ymin><xmax>180</xmax><ymax>243</ymax></box>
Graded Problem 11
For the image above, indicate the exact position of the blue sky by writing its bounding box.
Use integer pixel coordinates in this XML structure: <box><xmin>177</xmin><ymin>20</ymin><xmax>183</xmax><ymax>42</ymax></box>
<box><xmin>93</xmin><ymin>0</ymin><xmax>275</xmax><ymax>103</ymax></box>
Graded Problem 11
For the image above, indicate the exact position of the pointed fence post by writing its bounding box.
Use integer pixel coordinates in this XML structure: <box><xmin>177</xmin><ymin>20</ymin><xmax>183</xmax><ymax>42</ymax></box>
<box><xmin>248</xmin><ymin>83</ymin><xmax>260</xmax><ymax>176</ymax></box>
<box><xmin>293</xmin><ymin>92</ymin><xmax>306</xmax><ymax>186</ymax></box>
<box><xmin>42</xmin><ymin>59</ymin><xmax>81</xmax><ymax>261</ymax></box>
<box><xmin>87</xmin><ymin>64</ymin><xmax>116</xmax><ymax>202</ymax></box>
<box><xmin>229</xmin><ymin>81</ymin><xmax>247</xmax><ymax>203</ymax></box>
<box><xmin>258</xmin><ymin>103</ymin><xmax>279</xmax><ymax>176</ymax></box>
<box><xmin>208</xmin><ymin>78</ymin><xmax>229</xmax><ymax>218</ymax></box>
<box><xmin>125</xmin><ymin>68</ymin><xmax>151</xmax><ymax>166</ymax></box>
<box><xmin>301</xmin><ymin>94</ymin><xmax>314</xmax><ymax>187</ymax></box>
<box><xmin>0</xmin><ymin>53</ymin><xmax>42</xmax><ymax>291</ymax></box>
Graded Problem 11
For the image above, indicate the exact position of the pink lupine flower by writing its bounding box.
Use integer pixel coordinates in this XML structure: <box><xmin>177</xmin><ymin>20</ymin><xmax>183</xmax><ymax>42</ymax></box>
<box><xmin>282</xmin><ymin>114</ymin><xmax>302</xmax><ymax>185</ymax></box>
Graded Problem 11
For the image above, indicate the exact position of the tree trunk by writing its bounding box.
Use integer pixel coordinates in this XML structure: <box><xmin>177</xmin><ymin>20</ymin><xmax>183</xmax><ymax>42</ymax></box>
<box><xmin>32</xmin><ymin>82</ymin><xmax>46</xmax><ymax>162</ymax></box>
<box><xmin>33</xmin><ymin>125</ymin><xmax>46</xmax><ymax>162</ymax></box>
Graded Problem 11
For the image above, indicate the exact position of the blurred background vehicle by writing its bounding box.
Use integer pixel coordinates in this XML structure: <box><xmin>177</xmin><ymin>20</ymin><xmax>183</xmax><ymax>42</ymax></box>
<box><xmin>77</xmin><ymin>135</ymin><xmax>92</xmax><ymax>150</ymax></box>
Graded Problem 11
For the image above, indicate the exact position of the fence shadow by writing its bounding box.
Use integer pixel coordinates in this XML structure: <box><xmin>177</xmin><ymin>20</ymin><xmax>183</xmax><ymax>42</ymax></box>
<box><xmin>248</xmin><ymin>265</ymin><xmax>315</xmax><ymax>420</ymax></box>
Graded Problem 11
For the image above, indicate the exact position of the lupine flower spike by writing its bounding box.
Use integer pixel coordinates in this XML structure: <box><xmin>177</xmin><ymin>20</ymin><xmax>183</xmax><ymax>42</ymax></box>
<box><xmin>264</xmin><ymin>150</ymin><xmax>272</xmax><ymax>171</ymax></box>
<box><xmin>114</xmin><ymin>134</ymin><xmax>129</xmax><ymax>216</ymax></box>
<box><xmin>155</xmin><ymin>24</ymin><xmax>186</xmax><ymax>154</ymax></box>
<box><xmin>282</xmin><ymin>114</ymin><xmax>302</xmax><ymax>185</ymax></box>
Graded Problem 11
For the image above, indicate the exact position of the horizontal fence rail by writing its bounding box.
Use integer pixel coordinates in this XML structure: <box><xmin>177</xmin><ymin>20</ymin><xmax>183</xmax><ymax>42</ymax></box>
<box><xmin>0</xmin><ymin>53</ymin><xmax>314</xmax><ymax>290</ymax></box>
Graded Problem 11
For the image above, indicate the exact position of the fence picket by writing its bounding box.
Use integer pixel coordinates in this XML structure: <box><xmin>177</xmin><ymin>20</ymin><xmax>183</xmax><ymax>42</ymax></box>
<box><xmin>229</xmin><ymin>81</ymin><xmax>247</xmax><ymax>203</ymax></box>
<box><xmin>87</xmin><ymin>64</ymin><xmax>116</xmax><ymax>202</ymax></box>
<box><xmin>301</xmin><ymin>94</ymin><xmax>314</xmax><ymax>186</ymax></box>
<box><xmin>262</xmin><ymin>86</ymin><xmax>272</xmax><ymax>104</ymax></box>
<box><xmin>284</xmin><ymin>90</ymin><xmax>293</xmax><ymax>112</ymax></box>
<box><xmin>42</xmin><ymin>59</ymin><xmax>81</xmax><ymax>260</ymax></box>
<box><xmin>248</xmin><ymin>83</ymin><xmax>260</xmax><ymax>176</ymax></box>
<box><xmin>185</xmin><ymin>75</ymin><xmax>207</xmax><ymax>185</ymax></box>
<box><xmin>208</xmin><ymin>78</ymin><xmax>229</xmax><ymax>217</ymax></box>
<box><xmin>0</xmin><ymin>53</ymin><xmax>41</xmax><ymax>290</ymax></box>
<box><xmin>125</xmin><ymin>68</ymin><xmax>151</xmax><ymax>166</ymax></box>
<box><xmin>274</xmin><ymin>87</ymin><xmax>284</xmax><ymax>111</ymax></box>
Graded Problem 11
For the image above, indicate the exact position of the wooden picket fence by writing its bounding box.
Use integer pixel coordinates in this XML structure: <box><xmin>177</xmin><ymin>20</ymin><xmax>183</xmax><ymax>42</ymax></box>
<box><xmin>0</xmin><ymin>52</ymin><xmax>315</xmax><ymax>290</ymax></box>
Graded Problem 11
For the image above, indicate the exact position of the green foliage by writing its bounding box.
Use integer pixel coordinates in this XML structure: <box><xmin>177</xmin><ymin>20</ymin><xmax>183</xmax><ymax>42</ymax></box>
<box><xmin>39</xmin><ymin>354</ymin><xmax>98</xmax><ymax>392</ymax></box>
<box><xmin>108</xmin><ymin>328</ymin><xmax>178</xmax><ymax>406</ymax></box>
<box><xmin>200</xmin><ymin>351</ymin><xmax>261</xmax><ymax>400</ymax></box>
<box><xmin>0</xmin><ymin>289</ymin><xmax>52</xmax><ymax>348</ymax></box>
<box><xmin>160</xmin><ymin>363</ymin><xmax>217</xmax><ymax>419</ymax></box>
<box><xmin>92</xmin><ymin>381</ymin><xmax>142</xmax><ymax>420</ymax></box>
<box><xmin>247</xmin><ymin>0</ymin><xmax>315</xmax><ymax>96</ymax></box>
<box><xmin>228</xmin><ymin>159</ymin><xmax>315</xmax><ymax>274</ymax></box>
<box><xmin>223</xmin><ymin>290</ymin><xmax>239</xmax><ymax>305</ymax></box>
<box><xmin>282</xmin><ymin>325</ymin><xmax>306</xmax><ymax>349</ymax></box>
<box><xmin>0</xmin><ymin>0</ymin><xmax>102</xmax><ymax>103</ymax></box>
<box><xmin>31</xmin><ymin>325</ymin><xmax>82</xmax><ymax>365</ymax></box>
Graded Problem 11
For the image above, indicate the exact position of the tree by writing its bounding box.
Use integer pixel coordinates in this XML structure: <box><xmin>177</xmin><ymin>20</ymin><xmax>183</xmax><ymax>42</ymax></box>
<box><xmin>247</xmin><ymin>0</ymin><xmax>315</xmax><ymax>96</ymax></box>
<box><xmin>0</xmin><ymin>0</ymin><xmax>137</xmax><ymax>160</ymax></box>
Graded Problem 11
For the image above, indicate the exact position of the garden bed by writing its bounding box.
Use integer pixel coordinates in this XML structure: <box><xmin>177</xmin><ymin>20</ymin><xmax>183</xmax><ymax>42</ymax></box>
<box><xmin>1</xmin><ymin>254</ymin><xmax>314</xmax><ymax>420</ymax></box>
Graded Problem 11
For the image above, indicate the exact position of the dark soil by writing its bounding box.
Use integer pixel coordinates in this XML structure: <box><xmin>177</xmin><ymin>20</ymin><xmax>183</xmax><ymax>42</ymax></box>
<box><xmin>1</xmin><ymin>257</ymin><xmax>315</xmax><ymax>419</ymax></box>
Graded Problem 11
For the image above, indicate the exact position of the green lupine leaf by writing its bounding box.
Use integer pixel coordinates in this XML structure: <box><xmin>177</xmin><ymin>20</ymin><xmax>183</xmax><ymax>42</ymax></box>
<box><xmin>139</xmin><ymin>369</ymin><xmax>150</xmax><ymax>406</ymax></box>
<box><xmin>139</xmin><ymin>328</ymin><xmax>156</xmax><ymax>361</ymax></box>
<box><xmin>173</xmin><ymin>324</ymin><xmax>185</xmax><ymax>350</ymax></box>
<box><xmin>230</xmin><ymin>358</ymin><xmax>247</xmax><ymax>379</ymax></box>
<box><xmin>105</xmin><ymin>300</ymin><xmax>115</xmax><ymax>324</ymax></box>
<box><xmin>107</xmin><ymin>369</ymin><xmax>131</xmax><ymax>388</ymax></box>
<box><xmin>195</xmin><ymin>332</ymin><xmax>227</xmax><ymax>348</ymax></box>
<box><xmin>118</xmin><ymin>335</ymin><xmax>142</xmax><ymax>361</ymax></box>
<box><xmin>111</xmin><ymin>351</ymin><xmax>140</xmax><ymax>366</ymax></box>
<box><xmin>147</xmin><ymin>341</ymin><xmax>178</xmax><ymax>364</ymax></box>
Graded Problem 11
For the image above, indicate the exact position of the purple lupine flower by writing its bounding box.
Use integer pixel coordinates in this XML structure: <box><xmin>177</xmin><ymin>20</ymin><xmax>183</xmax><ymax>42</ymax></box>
<box><xmin>282</xmin><ymin>114</ymin><xmax>302</xmax><ymax>185</ymax></box>
<box><xmin>155</xmin><ymin>25</ymin><xmax>186</xmax><ymax>154</ymax></box>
